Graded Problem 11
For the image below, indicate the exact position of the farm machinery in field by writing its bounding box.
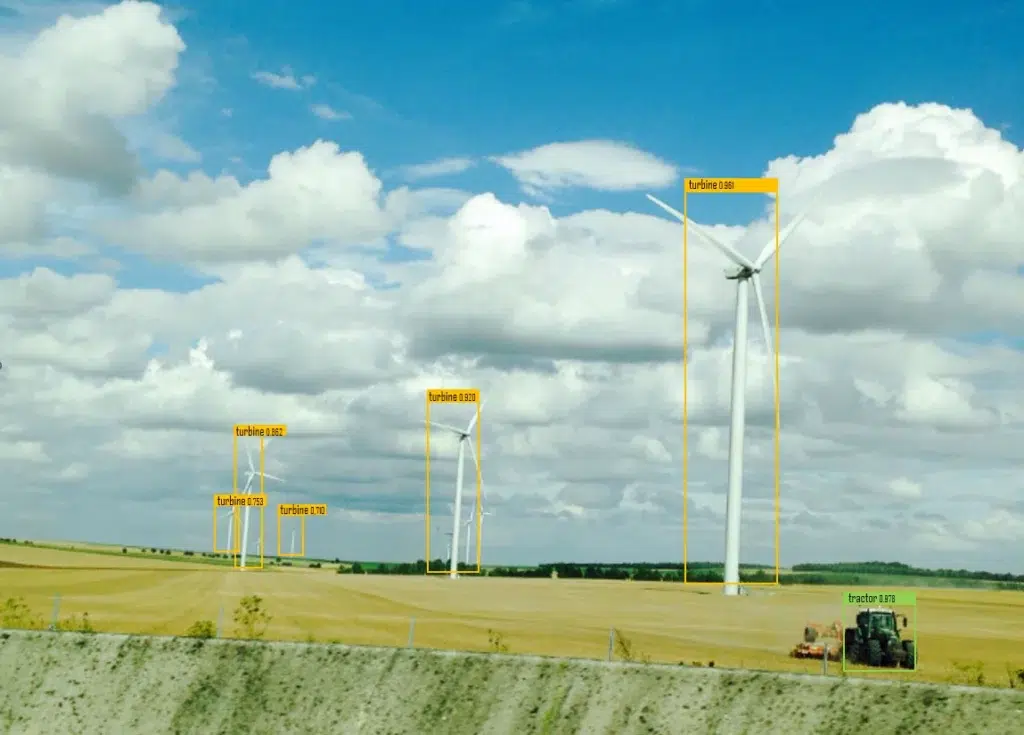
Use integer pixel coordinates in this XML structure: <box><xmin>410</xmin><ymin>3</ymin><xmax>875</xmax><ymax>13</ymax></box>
<box><xmin>790</xmin><ymin>620</ymin><xmax>842</xmax><ymax>661</ymax></box>
<box><xmin>844</xmin><ymin>607</ymin><xmax>916</xmax><ymax>669</ymax></box>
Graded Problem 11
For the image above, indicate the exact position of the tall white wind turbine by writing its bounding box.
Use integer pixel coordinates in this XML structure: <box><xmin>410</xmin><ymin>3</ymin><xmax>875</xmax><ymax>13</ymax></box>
<box><xmin>239</xmin><ymin>439</ymin><xmax>285</xmax><ymax>570</ymax></box>
<box><xmin>428</xmin><ymin>402</ymin><xmax>484</xmax><ymax>579</ymax></box>
<box><xmin>646</xmin><ymin>194</ymin><xmax>807</xmax><ymax>596</ymax></box>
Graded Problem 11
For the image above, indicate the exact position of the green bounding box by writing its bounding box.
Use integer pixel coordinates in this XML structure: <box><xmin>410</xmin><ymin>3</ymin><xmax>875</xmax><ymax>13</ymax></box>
<box><xmin>841</xmin><ymin>589</ymin><xmax>918</xmax><ymax>673</ymax></box>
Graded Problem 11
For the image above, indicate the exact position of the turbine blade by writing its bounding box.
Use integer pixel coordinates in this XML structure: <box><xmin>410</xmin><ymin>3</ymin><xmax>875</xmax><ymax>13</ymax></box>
<box><xmin>261</xmin><ymin>473</ymin><xmax>285</xmax><ymax>483</ymax></box>
<box><xmin>647</xmin><ymin>194</ymin><xmax>754</xmax><ymax>269</ymax></box>
<box><xmin>427</xmin><ymin>420</ymin><xmax>465</xmax><ymax>436</ymax></box>
<box><xmin>466</xmin><ymin>399</ymin><xmax>485</xmax><ymax>433</ymax></box>
<box><xmin>751</xmin><ymin>274</ymin><xmax>777</xmax><ymax>396</ymax></box>
<box><xmin>466</xmin><ymin>439</ymin><xmax>487</xmax><ymax>500</ymax></box>
<box><xmin>646</xmin><ymin>193</ymin><xmax>685</xmax><ymax>222</ymax></box>
<box><xmin>245</xmin><ymin>445</ymin><xmax>255</xmax><ymax>474</ymax></box>
<box><xmin>754</xmin><ymin>210</ymin><xmax>810</xmax><ymax>269</ymax></box>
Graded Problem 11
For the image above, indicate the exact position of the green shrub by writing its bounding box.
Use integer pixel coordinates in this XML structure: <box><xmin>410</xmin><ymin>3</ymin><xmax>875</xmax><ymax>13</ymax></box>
<box><xmin>56</xmin><ymin>612</ymin><xmax>94</xmax><ymax>633</ymax></box>
<box><xmin>233</xmin><ymin>595</ymin><xmax>271</xmax><ymax>640</ymax></box>
<box><xmin>185</xmin><ymin>620</ymin><xmax>216</xmax><ymax>639</ymax></box>
<box><xmin>1006</xmin><ymin>665</ymin><xmax>1024</xmax><ymax>689</ymax></box>
<box><xmin>948</xmin><ymin>660</ymin><xmax>985</xmax><ymax>686</ymax></box>
<box><xmin>1</xmin><ymin>597</ymin><xmax>43</xmax><ymax>629</ymax></box>
<box><xmin>612</xmin><ymin>628</ymin><xmax>651</xmax><ymax>664</ymax></box>
<box><xmin>487</xmin><ymin>629</ymin><xmax>510</xmax><ymax>653</ymax></box>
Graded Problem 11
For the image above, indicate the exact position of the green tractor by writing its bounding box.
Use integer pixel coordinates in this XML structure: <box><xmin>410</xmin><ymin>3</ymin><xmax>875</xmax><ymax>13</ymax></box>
<box><xmin>844</xmin><ymin>607</ymin><xmax>915</xmax><ymax>669</ymax></box>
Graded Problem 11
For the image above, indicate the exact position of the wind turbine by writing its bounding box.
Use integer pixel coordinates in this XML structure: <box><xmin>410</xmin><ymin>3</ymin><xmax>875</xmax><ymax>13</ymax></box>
<box><xmin>428</xmin><ymin>403</ymin><xmax>484</xmax><ymax>579</ymax></box>
<box><xmin>646</xmin><ymin>193</ymin><xmax>808</xmax><ymax>596</ymax></box>
<box><xmin>239</xmin><ymin>439</ymin><xmax>285</xmax><ymax>569</ymax></box>
<box><xmin>217</xmin><ymin>506</ymin><xmax>238</xmax><ymax>554</ymax></box>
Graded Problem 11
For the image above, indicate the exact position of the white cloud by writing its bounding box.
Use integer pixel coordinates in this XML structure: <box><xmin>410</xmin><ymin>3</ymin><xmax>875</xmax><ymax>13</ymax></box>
<box><xmin>1</xmin><ymin>3</ymin><xmax>1022</xmax><ymax>573</ymax></box>
<box><xmin>251</xmin><ymin>66</ymin><xmax>314</xmax><ymax>90</ymax></box>
<box><xmin>0</xmin><ymin>0</ymin><xmax>185</xmax><ymax>198</ymax></box>
<box><xmin>401</xmin><ymin>157</ymin><xmax>476</xmax><ymax>181</ymax></box>
<box><xmin>888</xmin><ymin>477</ymin><xmax>922</xmax><ymax>500</ymax></box>
<box><xmin>491</xmin><ymin>140</ymin><xmax>679</xmax><ymax>196</ymax></box>
<box><xmin>310</xmin><ymin>103</ymin><xmax>351</xmax><ymax>121</ymax></box>
<box><xmin>103</xmin><ymin>141</ymin><xmax>390</xmax><ymax>264</ymax></box>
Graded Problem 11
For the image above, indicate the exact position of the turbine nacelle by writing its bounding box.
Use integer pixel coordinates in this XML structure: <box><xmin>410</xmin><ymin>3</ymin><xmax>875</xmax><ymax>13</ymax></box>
<box><xmin>725</xmin><ymin>265</ymin><xmax>757</xmax><ymax>281</ymax></box>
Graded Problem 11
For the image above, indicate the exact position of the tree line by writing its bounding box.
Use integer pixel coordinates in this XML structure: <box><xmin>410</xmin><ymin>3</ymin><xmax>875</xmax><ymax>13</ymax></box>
<box><xmin>1</xmin><ymin>539</ymin><xmax>1018</xmax><ymax>588</ymax></box>
<box><xmin>333</xmin><ymin>559</ymin><xmax>1023</xmax><ymax>588</ymax></box>
<box><xmin>790</xmin><ymin>561</ymin><xmax>1024</xmax><ymax>584</ymax></box>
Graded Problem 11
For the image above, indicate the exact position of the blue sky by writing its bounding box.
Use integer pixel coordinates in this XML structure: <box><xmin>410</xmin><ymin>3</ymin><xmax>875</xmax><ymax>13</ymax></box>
<box><xmin>3</xmin><ymin>0</ymin><xmax>1022</xmax><ymax>289</ymax></box>
<box><xmin>164</xmin><ymin>0</ymin><xmax>1023</xmax><ymax>219</ymax></box>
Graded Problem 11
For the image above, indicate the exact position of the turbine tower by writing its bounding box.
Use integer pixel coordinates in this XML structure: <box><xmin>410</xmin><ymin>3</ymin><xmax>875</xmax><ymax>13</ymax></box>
<box><xmin>428</xmin><ymin>403</ymin><xmax>483</xmax><ymax>579</ymax></box>
<box><xmin>647</xmin><ymin>194</ymin><xmax>807</xmax><ymax>596</ymax></box>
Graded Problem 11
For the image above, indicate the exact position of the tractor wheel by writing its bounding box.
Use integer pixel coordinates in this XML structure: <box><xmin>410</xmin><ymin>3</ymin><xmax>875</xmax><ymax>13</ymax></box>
<box><xmin>846</xmin><ymin>642</ymin><xmax>862</xmax><ymax>665</ymax></box>
<box><xmin>889</xmin><ymin>641</ymin><xmax>906</xmax><ymax>667</ymax></box>
<box><xmin>902</xmin><ymin>641</ymin><xmax>916</xmax><ymax>669</ymax></box>
<box><xmin>867</xmin><ymin>639</ymin><xmax>883</xmax><ymax>667</ymax></box>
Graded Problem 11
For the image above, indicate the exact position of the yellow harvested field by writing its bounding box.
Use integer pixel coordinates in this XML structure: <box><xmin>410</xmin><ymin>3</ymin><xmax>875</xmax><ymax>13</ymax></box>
<box><xmin>3</xmin><ymin>543</ymin><xmax>1022</xmax><ymax>688</ymax></box>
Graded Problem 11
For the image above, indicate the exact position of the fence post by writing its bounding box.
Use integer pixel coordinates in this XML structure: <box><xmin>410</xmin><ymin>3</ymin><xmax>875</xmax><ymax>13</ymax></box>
<box><xmin>49</xmin><ymin>594</ymin><xmax>61</xmax><ymax>631</ymax></box>
<box><xmin>407</xmin><ymin>617</ymin><xmax>416</xmax><ymax>648</ymax></box>
<box><xmin>822</xmin><ymin>645</ymin><xmax>829</xmax><ymax>675</ymax></box>
<box><xmin>216</xmin><ymin>604</ymin><xmax>224</xmax><ymax>638</ymax></box>
<box><xmin>607</xmin><ymin>628</ymin><xmax>615</xmax><ymax>662</ymax></box>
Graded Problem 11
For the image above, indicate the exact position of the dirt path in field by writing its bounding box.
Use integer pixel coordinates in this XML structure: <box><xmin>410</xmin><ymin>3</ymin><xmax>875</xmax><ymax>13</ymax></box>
<box><xmin>1</xmin><ymin>630</ymin><xmax>1021</xmax><ymax>734</ymax></box>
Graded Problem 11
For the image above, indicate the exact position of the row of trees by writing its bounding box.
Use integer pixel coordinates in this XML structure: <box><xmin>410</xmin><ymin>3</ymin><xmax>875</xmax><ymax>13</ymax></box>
<box><xmin>333</xmin><ymin>559</ymin><xmax>1022</xmax><ymax>588</ymax></box>
<box><xmin>2</xmin><ymin>539</ymin><xmax>1018</xmax><ymax>587</ymax></box>
<box><xmin>792</xmin><ymin>561</ymin><xmax>1024</xmax><ymax>583</ymax></box>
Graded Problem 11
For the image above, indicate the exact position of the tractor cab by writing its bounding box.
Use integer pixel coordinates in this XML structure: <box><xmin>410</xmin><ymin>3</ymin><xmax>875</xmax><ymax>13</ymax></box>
<box><xmin>857</xmin><ymin>608</ymin><xmax>907</xmax><ymax>633</ymax></box>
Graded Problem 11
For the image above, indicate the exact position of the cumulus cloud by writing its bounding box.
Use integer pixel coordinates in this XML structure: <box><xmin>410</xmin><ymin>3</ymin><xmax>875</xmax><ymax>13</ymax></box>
<box><xmin>491</xmin><ymin>140</ymin><xmax>679</xmax><ymax>196</ymax></box>
<box><xmin>0</xmin><ymin>3</ymin><xmax>1022</xmax><ymax>573</ymax></box>
<box><xmin>104</xmin><ymin>141</ymin><xmax>391</xmax><ymax>264</ymax></box>
<box><xmin>0</xmin><ymin>0</ymin><xmax>185</xmax><ymax>207</ymax></box>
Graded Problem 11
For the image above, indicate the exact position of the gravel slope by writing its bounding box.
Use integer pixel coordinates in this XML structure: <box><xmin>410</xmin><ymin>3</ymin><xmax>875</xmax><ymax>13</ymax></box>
<box><xmin>1</xmin><ymin>630</ymin><xmax>1021</xmax><ymax>734</ymax></box>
